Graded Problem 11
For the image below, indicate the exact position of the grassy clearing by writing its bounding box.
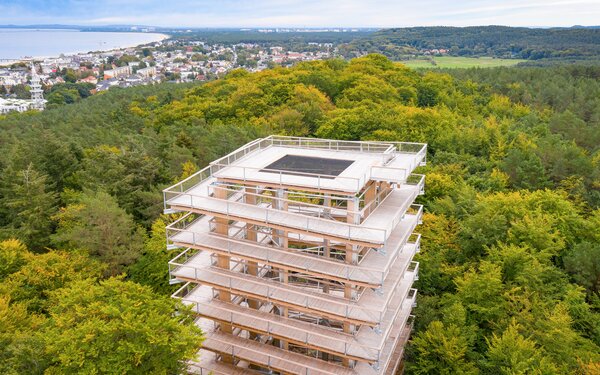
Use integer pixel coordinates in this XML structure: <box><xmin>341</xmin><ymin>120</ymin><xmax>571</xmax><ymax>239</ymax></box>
<box><xmin>401</xmin><ymin>56</ymin><xmax>526</xmax><ymax>69</ymax></box>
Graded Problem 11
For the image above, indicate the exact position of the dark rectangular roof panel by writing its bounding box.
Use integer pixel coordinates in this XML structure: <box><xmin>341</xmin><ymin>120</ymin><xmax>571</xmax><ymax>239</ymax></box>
<box><xmin>262</xmin><ymin>155</ymin><xmax>354</xmax><ymax>179</ymax></box>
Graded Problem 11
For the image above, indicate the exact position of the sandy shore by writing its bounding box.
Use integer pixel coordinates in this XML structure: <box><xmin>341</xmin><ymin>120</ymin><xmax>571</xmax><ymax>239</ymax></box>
<box><xmin>0</xmin><ymin>31</ymin><xmax>169</xmax><ymax>65</ymax></box>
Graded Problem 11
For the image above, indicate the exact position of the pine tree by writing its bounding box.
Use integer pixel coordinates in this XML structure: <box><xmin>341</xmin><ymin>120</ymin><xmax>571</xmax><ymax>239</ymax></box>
<box><xmin>0</xmin><ymin>164</ymin><xmax>57</xmax><ymax>251</ymax></box>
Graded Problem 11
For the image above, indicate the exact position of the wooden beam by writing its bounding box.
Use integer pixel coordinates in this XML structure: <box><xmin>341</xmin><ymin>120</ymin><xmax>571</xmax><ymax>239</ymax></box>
<box><xmin>170</xmin><ymin>204</ymin><xmax>384</xmax><ymax>248</ymax></box>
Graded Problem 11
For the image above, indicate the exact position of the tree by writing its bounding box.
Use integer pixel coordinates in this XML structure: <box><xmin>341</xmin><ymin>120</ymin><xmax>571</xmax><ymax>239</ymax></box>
<box><xmin>0</xmin><ymin>250</ymin><xmax>104</xmax><ymax>313</ymax></box>
<box><xmin>502</xmin><ymin>147</ymin><xmax>550</xmax><ymax>190</ymax></box>
<box><xmin>10</xmin><ymin>84</ymin><xmax>30</xmax><ymax>99</ymax></box>
<box><xmin>0</xmin><ymin>239</ymin><xmax>31</xmax><ymax>280</ymax></box>
<box><xmin>408</xmin><ymin>321</ymin><xmax>479</xmax><ymax>375</ymax></box>
<box><xmin>52</xmin><ymin>191</ymin><xmax>145</xmax><ymax>276</ymax></box>
<box><xmin>485</xmin><ymin>321</ymin><xmax>558</xmax><ymax>374</ymax></box>
<box><xmin>0</xmin><ymin>296</ymin><xmax>47</xmax><ymax>375</ymax></box>
<box><xmin>0</xmin><ymin>164</ymin><xmax>58</xmax><ymax>251</ymax></box>
<box><xmin>454</xmin><ymin>262</ymin><xmax>506</xmax><ymax>329</ymax></box>
<box><xmin>63</xmin><ymin>69</ymin><xmax>77</xmax><ymax>83</ymax></box>
<box><xmin>564</xmin><ymin>241</ymin><xmax>600</xmax><ymax>297</ymax></box>
<box><xmin>41</xmin><ymin>277</ymin><xmax>203</xmax><ymax>374</ymax></box>
<box><xmin>128</xmin><ymin>217</ymin><xmax>176</xmax><ymax>295</ymax></box>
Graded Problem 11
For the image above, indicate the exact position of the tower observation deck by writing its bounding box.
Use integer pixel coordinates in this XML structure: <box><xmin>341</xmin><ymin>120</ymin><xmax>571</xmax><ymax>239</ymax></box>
<box><xmin>29</xmin><ymin>62</ymin><xmax>45</xmax><ymax>111</ymax></box>
<box><xmin>164</xmin><ymin>136</ymin><xmax>427</xmax><ymax>375</ymax></box>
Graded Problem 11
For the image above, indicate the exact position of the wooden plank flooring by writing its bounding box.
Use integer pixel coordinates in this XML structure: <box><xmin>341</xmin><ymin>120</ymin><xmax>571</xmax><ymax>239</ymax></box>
<box><xmin>203</xmin><ymin>331</ymin><xmax>358</xmax><ymax>375</ymax></box>
<box><xmin>188</xmin><ymin>350</ymin><xmax>261</xmax><ymax>375</ymax></box>
<box><xmin>186</xmin><ymin>295</ymin><xmax>378</xmax><ymax>361</ymax></box>
<box><xmin>169</xmin><ymin>186</ymin><xmax>420</xmax><ymax>248</ymax></box>
<box><xmin>173</xmin><ymin>264</ymin><xmax>381</xmax><ymax>324</ymax></box>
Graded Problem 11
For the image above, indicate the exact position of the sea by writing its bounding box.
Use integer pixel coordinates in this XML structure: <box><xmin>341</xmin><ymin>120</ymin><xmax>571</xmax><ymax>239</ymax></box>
<box><xmin>0</xmin><ymin>28</ymin><xmax>167</xmax><ymax>61</ymax></box>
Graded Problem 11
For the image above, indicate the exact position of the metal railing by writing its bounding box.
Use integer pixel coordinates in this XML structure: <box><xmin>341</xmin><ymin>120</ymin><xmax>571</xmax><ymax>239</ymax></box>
<box><xmin>163</xmin><ymin>136</ymin><xmax>427</xmax><ymax>204</ymax></box>
<box><xmin>168</xmin><ymin>219</ymin><xmax>387</xmax><ymax>286</ymax></box>
<box><xmin>166</xmin><ymin>205</ymin><xmax>424</xmax><ymax>285</ymax></box>
<box><xmin>166</xmin><ymin>190</ymin><xmax>389</xmax><ymax>244</ymax></box>
<box><xmin>169</xmin><ymin>244</ymin><xmax>420</xmax><ymax>327</ymax></box>
<box><xmin>170</xmin><ymin>259</ymin><xmax>386</xmax><ymax>324</ymax></box>
<box><xmin>173</xmin><ymin>282</ymin><xmax>382</xmax><ymax>362</ymax></box>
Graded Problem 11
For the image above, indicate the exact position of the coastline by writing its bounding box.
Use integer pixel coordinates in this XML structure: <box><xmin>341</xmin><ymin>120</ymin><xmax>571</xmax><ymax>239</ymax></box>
<box><xmin>0</xmin><ymin>30</ymin><xmax>169</xmax><ymax>64</ymax></box>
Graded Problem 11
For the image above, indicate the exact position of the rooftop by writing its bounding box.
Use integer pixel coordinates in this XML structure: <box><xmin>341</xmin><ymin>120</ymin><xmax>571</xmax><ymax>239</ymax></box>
<box><xmin>165</xmin><ymin>136</ymin><xmax>427</xmax><ymax>199</ymax></box>
<box><xmin>262</xmin><ymin>154</ymin><xmax>354</xmax><ymax>178</ymax></box>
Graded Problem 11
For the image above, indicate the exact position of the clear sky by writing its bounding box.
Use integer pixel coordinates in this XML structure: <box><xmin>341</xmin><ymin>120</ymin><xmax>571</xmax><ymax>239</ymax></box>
<box><xmin>1</xmin><ymin>0</ymin><xmax>599</xmax><ymax>28</ymax></box>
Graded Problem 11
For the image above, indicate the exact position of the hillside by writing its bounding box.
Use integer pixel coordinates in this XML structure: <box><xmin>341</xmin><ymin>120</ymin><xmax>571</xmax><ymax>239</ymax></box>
<box><xmin>339</xmin><ymin>26</ymin><xmax>600</xmax><ymax>62</ymax></box>
<box><xmin>0</xmin><ymin>55</ymin><xmax>599</xmax><ymax>373</ymax></box>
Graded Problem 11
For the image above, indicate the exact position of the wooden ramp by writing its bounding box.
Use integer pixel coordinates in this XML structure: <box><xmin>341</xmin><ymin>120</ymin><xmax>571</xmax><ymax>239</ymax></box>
<box><xmin>192</xmin><ymin>298</ymin><xmax>378</xmax><ymax>362</ymax></box>
<box><xmin>370</xmin><ymin>151</ymin><xmax>426</xmax><ymax>184</ymax></box>
<box><xmin>170</xmin><ymin>220</ymin><xmax>419</xmax><ymax>326</ymax></box>
<box><xmin>167</xmin><ymin>185</ymin><xmax>420</xmax><ymax>248</ymax></box>
<box><xmin>172</xmin><ymin>264</ymin><xmax>381</xmax><ymax>325</ymax></box>
<box><xmin>169</xmin><ymin>213</ymin><xmax>420</xmax><ymax>288</ymax></box>
<box><xmin>203</xmin><ymin>331</ymin><xmax>358</xmax><ymax>375</ymax></box>
<box><xmin>188</xmin><ymin>350</ymin><xmax>262</xmax><ymax>375</ymax></box>
<box><xmin>181</xmin><ymin>277</ymin><xmax>416</xmax><ymax>365</ymax></box>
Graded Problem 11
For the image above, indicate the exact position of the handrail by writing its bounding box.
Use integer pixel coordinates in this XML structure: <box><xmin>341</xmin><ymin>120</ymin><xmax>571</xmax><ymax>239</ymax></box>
<box><xmin>210</xmin><ymin>162</ymin><xmax>365</xmax><ymax>192</ymax></box>
<box><xmin>166</xmin><ymin>190</ymin><xmax>389</xmax><ymax>244</ymax></box>
<box><xmin>168</xmin><ymin>242</ymin><xmax>420</xmax><ymax>319</ymax></box>
<box><xmin>167</xmin><ymin>224</ymin><xmax>388</xmax><ymax>285</ymax></box>
<box><xmin>163</xmin><ymin>136</ymin><xmax>427</xmax><ymax>199</ymax></box>
<box><xmin>172</xmin><ymin>283</ymin><xmax>382</xmax><ymax>359</ymax></box>
<box><xmin>172</xmin><ymin>261</ymin><xmax>386</xmax><ymax>323</ymax></box>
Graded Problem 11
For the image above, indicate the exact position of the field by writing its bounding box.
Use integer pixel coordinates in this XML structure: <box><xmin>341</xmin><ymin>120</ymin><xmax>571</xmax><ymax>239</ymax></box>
<box><xmin>400</xmin><ymin>56</ymin><xmax>526</xmax><ymax>68</ymax></box>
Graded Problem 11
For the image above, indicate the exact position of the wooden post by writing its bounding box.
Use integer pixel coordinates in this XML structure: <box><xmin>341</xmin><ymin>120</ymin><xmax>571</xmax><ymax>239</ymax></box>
<box><xmin>280</xmin><ymin>268</ymin><xmax>289</xmax><ymax>350</ymax></box>
<box><xmin>343</xmin><ymin>196</ymin><xmax>359</xmax><ymax>367</ymax></box>
<box><xmin>270</xmin><ymin>188</ymin><xmax>288</xmax><ymax>247</ymax></box>
<box><xmin>244</xmin><ymin>186</ymin><xmax>260</xmax><ymax>312</ymax></box>
<box><xmin>323</xmin><ymin>194</ymin><xmax>331</xmax><ymax>293</ymax></box>
<box><xmin>364</xmin><ymin>181</ymin><xmax>377</xmax><ymax>217</ymax></box>
<box><xmin>214</xmin><ymin>183</ymin><xmax>233</xmax><ymax>363</ymax></box>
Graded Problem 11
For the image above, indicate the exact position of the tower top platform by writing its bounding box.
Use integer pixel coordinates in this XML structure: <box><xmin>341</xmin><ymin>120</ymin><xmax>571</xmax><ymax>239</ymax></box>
<box><xmin>166</xmin><ymin>136</ymin><xmax>426</xmax><ymax>196</ymax></box>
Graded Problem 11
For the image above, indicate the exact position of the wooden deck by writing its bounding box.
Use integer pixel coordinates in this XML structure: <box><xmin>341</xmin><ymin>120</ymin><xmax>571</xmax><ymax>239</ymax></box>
<box><xmin>188</xmin><ymin>350</ymin><xmax>262</xmax><ymax>375</ymax></box>
<box><xmin>203</xmin><ymin>330</ymin><xmax>358</xmax><ymax>375</ymax></box>
<box><xmin>209</xmin><ymin>145</ymin><xmax>423</xmax><ymax>194</ymax></box>
<box><xmin>169</xmin><ymin>211</ymin><xmax>420</xmax><ymax>288</ymax></box>
<box><xmin>180</xmin><ymin>275</ymin><xmax>416</xmax><ymax>363</ymax></box>
<box><xmin>169</xmin><ymin>186</ymin><xmax>419</xmax><ymax>253</ymax></box>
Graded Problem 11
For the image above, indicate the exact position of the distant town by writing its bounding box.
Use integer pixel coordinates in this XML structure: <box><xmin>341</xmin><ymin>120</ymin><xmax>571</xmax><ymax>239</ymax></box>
<box><xmin>0</xmin><ymin>36</ymin><xmax>341</xmax><ymax>113</ymax></box>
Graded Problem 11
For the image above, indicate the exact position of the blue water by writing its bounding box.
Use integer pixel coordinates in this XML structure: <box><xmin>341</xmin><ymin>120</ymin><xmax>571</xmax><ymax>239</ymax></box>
<box><xmin>0</xmin><ymin>28</ymin><xmax>167</xmax><ymax>60</ymax></box>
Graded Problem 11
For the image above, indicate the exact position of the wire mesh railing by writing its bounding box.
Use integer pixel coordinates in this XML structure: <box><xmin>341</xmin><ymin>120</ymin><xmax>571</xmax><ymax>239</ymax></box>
<box><xmin>163</xmin><ymin>136</ymin><xmax>427</xmax><ymax>204</ymax></box>
<box><xmin>172</xmin><ymin>282</ymin><xmax>382</xmax><ymax>362</ymax></box>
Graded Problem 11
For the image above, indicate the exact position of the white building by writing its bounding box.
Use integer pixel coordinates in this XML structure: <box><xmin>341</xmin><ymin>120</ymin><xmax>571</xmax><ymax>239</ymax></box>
<box><xmin>0</xmin><ymin>98</ymin><xmax>31</xmax><ymax>114</ymax></box>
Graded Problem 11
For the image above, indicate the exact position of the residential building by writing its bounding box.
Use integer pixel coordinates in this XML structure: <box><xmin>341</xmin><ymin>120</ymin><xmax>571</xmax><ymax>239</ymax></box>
<box><xmin>165</xmin><ymin>136</ymin><xmax>426</xmax><ymax>375</ymax></box>
<box><xmin>103</xmin><ymin>65</ymin><xmax>132</xmax><ymax>79</ymax></box>
<box><xmin>137</xmin><ymin>66</ymin><xmax>157</xmax><ymax>78</ymax></box>
<box><xmin>0</xmin><ymin>98</ymin><xmax>31</xmax><ymax>113</ymax></box>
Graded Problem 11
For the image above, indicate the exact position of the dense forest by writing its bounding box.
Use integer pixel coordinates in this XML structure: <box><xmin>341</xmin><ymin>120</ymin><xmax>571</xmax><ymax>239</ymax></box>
<box><xmin>1</xmin><ymin>55</ymin><xmax>599</xmax><ymax>373</ymax></box>
<box><xmin>339</xmin><ymin>26</ymin><xmax>600</xmax><ymax>62</ymax></box>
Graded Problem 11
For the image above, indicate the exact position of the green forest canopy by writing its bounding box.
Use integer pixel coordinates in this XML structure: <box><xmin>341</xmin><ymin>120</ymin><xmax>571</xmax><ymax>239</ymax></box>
<box><xmin>339</xmin><ymin>26</ymin><xmax>600</xmax><ymax>62</ymax></box>
<box><xmin>0</xmin><ymin>54</ymin><xmax>599</xmax><ymax>373</ymax></box>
